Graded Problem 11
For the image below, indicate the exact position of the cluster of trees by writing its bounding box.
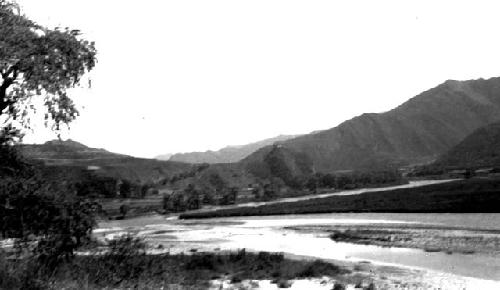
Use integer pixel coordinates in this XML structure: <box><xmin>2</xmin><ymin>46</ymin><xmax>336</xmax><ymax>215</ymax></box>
<box><xmin>162</xmin><ymin>167</ymin><xmax>404</xmax><ymax>213</ymax></box>
<box><xmin>251</xmin><ymin>178</ymin><xmax>285</xmax><ymax>201</ymax></box>
<box><xmin>208</xmin><ymin>173</ymin><xmax>238</xmax><ymax>205</ymax></box>
<box><xmin>116</xmin><ymin>180</ymin><xmax>157</xmax><ymax>198</ymax></box>
<box><xmin>38</xmin><ymin>166</ymin><xmax>158</xmax><ymax>199</ymax></box>
<box><xmin>0</xmin><ymin>143</ymin><xmax>99</xmax><ymax>274</ymax></box>
<box><xmin>163</xmin><ymin>172</ymin><xmax>242</xmax><ymax>213</ymax></box>
<box><xmin>162</xmin><ymin>184</ymin><xmax>203</xmax><ymax>212</ymax></box>
<box><xmin>304</xmin><ymin>170</ymin><xmax>404</xmax><ymax>192</ymax></box>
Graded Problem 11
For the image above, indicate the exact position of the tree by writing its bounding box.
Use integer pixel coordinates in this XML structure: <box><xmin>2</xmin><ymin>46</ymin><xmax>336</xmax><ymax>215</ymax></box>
<box><xmin>0</xmin><ymin>0</ymin><xmax>96</xmax><ymax>132</ymax></box>
<box><xmin>220</xmin><ymin>187</ymin><xmax>237</xmax><ymax>205</ymax></box>
<box><xmin>0</xmin><ymin>0</ymin><xmax>98</xmax><ymax>278</ymax></box>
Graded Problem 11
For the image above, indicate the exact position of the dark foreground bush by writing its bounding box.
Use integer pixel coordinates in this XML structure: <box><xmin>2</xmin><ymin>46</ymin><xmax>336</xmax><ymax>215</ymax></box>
<box><xmin>297</xmin><ymin>259</ymin><xmax>343</xmax><ymax>277</ymax></box>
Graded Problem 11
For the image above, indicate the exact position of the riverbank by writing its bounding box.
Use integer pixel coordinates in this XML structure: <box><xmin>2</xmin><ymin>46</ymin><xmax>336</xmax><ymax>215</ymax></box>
<box><xmin>288</xmin><ymin>223</ymin><xmax>500</xmax><ymax>256</ymax></box>
<box><xmin>95</xmin><ymin>213</ymin><xmax>500</xmax><ymax>289</ymax></box>
<box><xmin>179</xmin><ymin>177</ymin><xmax>500</xmax><ymax>219</ymax></box>
<box><xmin>1</xmin><ymin>244</ymin><xmax>356</xmax><ymax>289</ymax></box>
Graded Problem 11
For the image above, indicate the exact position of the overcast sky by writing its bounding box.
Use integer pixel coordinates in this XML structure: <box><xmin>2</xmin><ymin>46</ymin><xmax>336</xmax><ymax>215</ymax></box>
<box><xmin>16</xmin><ymin>0</ymin><xmax>500</xmax><ymax>158</ymax></box>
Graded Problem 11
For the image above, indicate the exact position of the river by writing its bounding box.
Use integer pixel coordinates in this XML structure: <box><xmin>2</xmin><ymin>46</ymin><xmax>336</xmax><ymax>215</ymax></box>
<box><xmin>96</xmin><ymin>180</ymin><xmax>500</xmax><ymax>290</ymax></box>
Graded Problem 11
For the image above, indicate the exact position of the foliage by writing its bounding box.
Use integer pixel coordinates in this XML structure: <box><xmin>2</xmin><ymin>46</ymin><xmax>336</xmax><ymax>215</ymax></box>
<box><xmin>219</xmin><ymin>187</ymin><xmax>238</xmax><ymax>205</ymax></box>
<box><xmin>1</xmin><ymin>230</ymin><xmax>350</xmax><ymax>289</ymax></box>
<box><xmin>48</xmin><ymin>244</ymin><xmax>347</xmax><ymax>289</ymax></box>
<box><xmin>0</xmin><ymin>126</ymin><xmax>32</xmax><ymax>176</ymax></box>
<box><xmin>297</xmin><ymin>259</ymin><xmax>342</xmax><ymax>278</ymax></box>
<box><xmin>0</xmin><ymin>175</ymin><xmax>98</xmax><ymax>262</ymax></box>
<box><xmin>0</xmin><ymin>131</ymin><xmax>98</xmax><ymax>278</ymax></box>
<box><xmin>0</xmin><ymin>2</ymin><xmax>100</xmax><ymax>288</ymax></box>
<box><xmin>168</xmin><ymin>163</ymin><xmax>210</xmax><ymax>183</ymax></box>
<box><xmin>180</xmin><ymin>178</ymin><xmax>500</xmax><ymax>219</ymax></box>
<box><xmin>0</xmin><ymin>0</ymin><xmax>97</xmax><ymax>131</ymax></box>
<box><xmin>305</xmin><ymin>170</ymin><xmax>405</xmax><ymax>191</ymax></box>
<box><xmin>209</xmin><ymin>172</ymin><xmax>226</xmax><ymax>191</ymax></box>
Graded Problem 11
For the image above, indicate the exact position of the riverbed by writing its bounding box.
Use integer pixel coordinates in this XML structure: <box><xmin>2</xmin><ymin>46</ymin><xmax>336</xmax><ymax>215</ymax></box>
<box><xmin>97</xmin><ymin>212</ymin><xmax>500</xmax><ymax>289</ymax></box>
<box><xmin>94</xmin><ymin>179</ymin><xmax>499</xmax><ymax>289</ymax></box>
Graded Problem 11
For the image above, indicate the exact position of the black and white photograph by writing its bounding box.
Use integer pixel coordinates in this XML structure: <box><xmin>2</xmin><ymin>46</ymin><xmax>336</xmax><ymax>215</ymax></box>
<box><xmin>1</xmin><ymin>0</ymin><xmax>500</xmax><ymax>289</ymax></box>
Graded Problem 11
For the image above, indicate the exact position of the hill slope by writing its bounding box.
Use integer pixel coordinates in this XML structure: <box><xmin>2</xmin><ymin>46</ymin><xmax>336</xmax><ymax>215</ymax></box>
<box><xmin>242</xmin><ymin>77</ymin><xmax>500</xmax><ymax>174</ymax></box>
<box><xmin>433</xmin><ymin>121</ymin><xmax>500</xmax><ymax>169</ymax></box>
<box><xmin>18</xmin><ymin>140</ymin><xmax>192</xmax><ymax>184</ymax></box>
<box><xmin>164</xmin><ymin>134</ymin><xmax>297</xmax><ymax>163</ymax></box>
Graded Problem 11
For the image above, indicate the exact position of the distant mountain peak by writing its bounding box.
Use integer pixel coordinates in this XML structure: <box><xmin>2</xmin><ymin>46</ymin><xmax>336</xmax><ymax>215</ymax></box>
<box><xmin>160</xmin><ymin>134</ymin><xmax>299</xmax><ymax>163</ymax></box>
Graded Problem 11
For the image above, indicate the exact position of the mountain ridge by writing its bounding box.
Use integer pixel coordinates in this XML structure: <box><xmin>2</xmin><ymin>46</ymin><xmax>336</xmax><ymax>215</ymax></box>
<box><xmin>241</xmin><ymin>77</ymin><xmax>500</xmax><ymax>174</ymax></box>
<box><xmin>163</xmin><ymin>134</ymin><xmax>298</xmax><ymax>164</ymax></box>
<box><xmin>433</xmin><ymin>121</ymin><xmax>500</xmax><ymax>169</ymax></box>
<box><xmin>17</xmin><ymin>139</ymin><xmax>192</xmax><ymax>184</ymax></box>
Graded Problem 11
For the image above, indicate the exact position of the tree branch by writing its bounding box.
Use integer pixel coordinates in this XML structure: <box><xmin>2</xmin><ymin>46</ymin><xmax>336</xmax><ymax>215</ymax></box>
<box><xmin>0</xmin><ymin>65</ymin><xmax>18</xmax><ymax>114</ymax></box>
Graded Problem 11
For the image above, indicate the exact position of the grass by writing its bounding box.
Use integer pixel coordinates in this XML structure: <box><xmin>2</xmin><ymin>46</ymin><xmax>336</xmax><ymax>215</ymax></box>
<box><xmin>180</xmin><ymin>177</ymin><xmax>500</xmax><ymax>219</ymax></box>
<box><xmin>1</xmin><ymin>247</ymin><xmax>349</xmax><ymax>289</ymax></box>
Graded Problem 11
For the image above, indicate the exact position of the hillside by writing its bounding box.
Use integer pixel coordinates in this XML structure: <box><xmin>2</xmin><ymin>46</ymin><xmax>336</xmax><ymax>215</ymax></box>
<box><xmin>18</xmin><ymin>140</ymin><xmax>192</xmax><ymax>184</ymax></box>
<box><xmin>433</xmin><ymin>121</ymin><xmax>500</xmax><ymax>169</ymax></box>
<box><xmin>164</xmin><ymin>134</ymin><xmax>297</xmax><ymax>163</ymax></box>
<box><xmin>18</xmin><ymin>139</ymin><xmax>125</xmax><ymax>160</ymax></box>
<box><xmin>242</xmin><ymin>77</ymin><xmax>500</xmax><ymax>174</ymax></box>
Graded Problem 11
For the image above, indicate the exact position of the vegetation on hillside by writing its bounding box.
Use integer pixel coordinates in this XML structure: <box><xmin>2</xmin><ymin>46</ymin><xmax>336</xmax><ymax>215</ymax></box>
<box><xmin>434</xmin><ymin>121</ymin><xmax>500</xmax><ymax>169</ymax></box>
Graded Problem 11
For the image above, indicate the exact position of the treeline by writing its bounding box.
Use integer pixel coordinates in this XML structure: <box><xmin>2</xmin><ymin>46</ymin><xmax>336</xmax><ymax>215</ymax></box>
<box><xmin>269</xmin><ymin>169</ymin><xmax>406</xmax><ymax>192</ymax></box>
<box><xmin>162</xmin><ymin>175</ymin><xmax>239</xmax><ymax>213</ymax></box>
<box><xmin>180</xmin><ymin>177</ymin><xmax>500</xmax><ymax>219</ymax></box>
<box><xmin>304</xmin><ymin>170</ymin><xmax>406</xmax><ymax>191</ymax></box>
<box><xmin>163</xmin><ymin>169</ymin><xmax>405</xmax><ymax>214</ymax></box>
<box><xmin>38</xmin><ymin>165</ymin><xmax>159</xmax><ymax>199</ymax></box>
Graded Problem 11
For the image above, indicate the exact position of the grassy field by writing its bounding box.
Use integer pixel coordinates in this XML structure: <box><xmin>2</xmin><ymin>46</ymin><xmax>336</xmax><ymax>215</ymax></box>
<box><xmin>180</xmin><ymin>177</ymin><xmax>500</xmax><ymax>219</ymax></box>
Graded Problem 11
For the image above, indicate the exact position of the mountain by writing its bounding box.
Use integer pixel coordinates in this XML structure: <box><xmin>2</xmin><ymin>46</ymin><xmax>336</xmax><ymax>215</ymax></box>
<box><xmin>433</xmin><ymin>121</ymin><xmax>500</xmax><ymax>169</ymax></box>
<box><xmin>164</xmin><ymin>134</ymin><xmax>297</xmax><ymax>164</ymax></box>
<box><xmin>242</xmin><ymin>77</ymin><xmax>500</xmax><ymax>174</ymax></box>
<box><xmin>18</xmin><ymin>139</ymin><xmax>124</xmax><ymax>160</ymax></box>
<box><xmin>18</xmin><ymin>139</ymin><xmax>192</xmax><ymax>184</ymax></box>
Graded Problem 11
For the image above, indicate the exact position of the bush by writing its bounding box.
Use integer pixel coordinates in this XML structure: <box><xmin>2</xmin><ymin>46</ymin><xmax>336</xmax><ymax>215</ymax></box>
<box><xmin>184</xmin><ymin>253</ymin><xmax>219</xmax><ymax>271</ymax></box>
<box><xmin>297</xmin><ymin>260</ymin><xmax>342</xmax><ymax>277</ymax></box>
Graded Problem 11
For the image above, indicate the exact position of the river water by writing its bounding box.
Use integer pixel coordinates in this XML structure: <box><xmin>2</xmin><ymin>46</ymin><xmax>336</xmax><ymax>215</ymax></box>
<box><xmin>96</xmin><ymin>180</ymin><xmax>500</xmax><ymax>290</ymax></box>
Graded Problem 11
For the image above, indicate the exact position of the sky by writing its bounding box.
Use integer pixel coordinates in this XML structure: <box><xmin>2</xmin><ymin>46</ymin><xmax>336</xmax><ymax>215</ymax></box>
<box><xmin>14</xmin><ymin>0</ymin><xmax>500</xmax><ymax>158</ymax></box>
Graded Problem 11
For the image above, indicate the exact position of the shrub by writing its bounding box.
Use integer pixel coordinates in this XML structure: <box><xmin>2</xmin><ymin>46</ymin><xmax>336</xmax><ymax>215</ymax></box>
<box><xmin>297</xmin><ymin>259</ymin><xmax>342</xmax><ymax>277</ymax></box>
<box><xmin>184</xmin><ymin>253</ymin><xmax>218</xmax><ymax>271</ymax></box>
